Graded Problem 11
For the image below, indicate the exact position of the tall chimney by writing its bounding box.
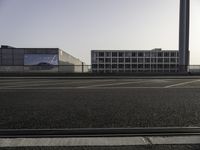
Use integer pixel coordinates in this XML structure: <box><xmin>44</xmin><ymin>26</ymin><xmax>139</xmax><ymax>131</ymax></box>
<box><xmin>179</xmin><ymin>0</ymin><xmax>190</xmax><ymax>72</ymax></box>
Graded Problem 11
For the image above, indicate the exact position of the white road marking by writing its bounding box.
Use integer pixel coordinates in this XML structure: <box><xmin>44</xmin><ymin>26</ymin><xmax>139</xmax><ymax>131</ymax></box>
<box><xmin>1</xmin><ymin>82</ymin><xmax>71</xmax><ymax>88</ymax></box>
<box><xmin>0</xmin><ymin>136</ymin><xmax>200</xmax><ymax>147</ymax></box>
<box><xmin>78</xmin><ymin>80</ymin><xmax>150</xmax><ymax>88</ymax></box>
<box><xmin>164</xmin><ymin>79</ymin><xmax>200</xmax><ymax>88</ymax></box>
<box><xmin>0</xmin><ymin>87</ymin><xmax>160</xmax><ymax>90</ymax></box>
<box><xmin>150</xmin><ymin>136</ymin><xmax>200</xmax><ymax>145</ymax></box>
<box><xmin>1</xmin><ymin>79</ymin><xmax>200</xmax><ymax>89</ymax></box>
<box><xmin>0</xmin><ymin>80</ymin><xmax>63</xmax><ymax>88</ymax></box>
<box><xmin>0</xmin><ymin>80</ymin><xmax>116</xmax><ymax>88</ymax></box>
<box><xmin>0</xmin><ymin>80</ymin><xmax>54</xmax><ymax>86</ymax></box>
<box><xmin>1</xmin><ymin>87</ymin><xmax>200</xmax><ymax>90</ymax></box>
<box><xmin>141</xmin><ymin>137</ymin><xmax>152</xmax><ymax>145</ymax></box>
<box><xmin>0</xmin><ymin>76</ymin><xmax>200</xmax><ymax>79</ymax></box>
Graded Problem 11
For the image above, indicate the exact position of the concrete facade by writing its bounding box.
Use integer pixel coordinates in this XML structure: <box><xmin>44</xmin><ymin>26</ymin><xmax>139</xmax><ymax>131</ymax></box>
<box><xmin>58</xmin><ymin>50</ymin><xmax>88</xmax><ymax>73</ymax></box>
<box><xmin>0</xmin><ymin>45</ymin><xmax>88</xmax><ymax>73</ymax></box>
<box><xmin>91</xmin><ymin>49</ymin><xmax>179</xmax><ymax>73</ymax></box>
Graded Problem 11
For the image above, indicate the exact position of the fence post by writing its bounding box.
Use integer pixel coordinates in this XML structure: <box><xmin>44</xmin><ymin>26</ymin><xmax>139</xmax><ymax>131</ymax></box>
<box><xmin>82</xmin><ymin>62</ymin><xmax>84</xmax><ymax>73</ymax></box>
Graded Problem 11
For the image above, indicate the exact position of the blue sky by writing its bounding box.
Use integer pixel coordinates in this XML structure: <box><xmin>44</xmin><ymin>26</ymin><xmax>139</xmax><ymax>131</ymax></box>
<box><xmin>0</xmin><ymin>0</ymin><xmax>199</xmax><ymax>64</ymax></box>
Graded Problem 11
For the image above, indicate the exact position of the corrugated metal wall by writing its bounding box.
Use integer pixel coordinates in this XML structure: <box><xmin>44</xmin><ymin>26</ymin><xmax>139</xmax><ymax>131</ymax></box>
<box><xmin>0</xmin><ymin>48</ymin><xmax>89</xmax><ymax>73</ymax></box>
<box><xmin>0</xmin><ymin>48</ymin><xmax>24</xmax><ymax>66</ymax></box>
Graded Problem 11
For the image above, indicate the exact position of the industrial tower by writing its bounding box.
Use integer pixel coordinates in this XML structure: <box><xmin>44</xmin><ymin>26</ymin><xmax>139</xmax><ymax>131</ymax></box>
<box><xmin>179</xmin><ymin>0</ymin><xmax>190</xmax><ymax>72</ymax></box>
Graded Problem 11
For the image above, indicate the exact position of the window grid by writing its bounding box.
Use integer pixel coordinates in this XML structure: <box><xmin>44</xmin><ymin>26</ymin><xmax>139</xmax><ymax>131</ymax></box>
<box><xmin>92</xmin><ymin>50</ymin><xmax>179</xmax><ymax>73</ymax></box>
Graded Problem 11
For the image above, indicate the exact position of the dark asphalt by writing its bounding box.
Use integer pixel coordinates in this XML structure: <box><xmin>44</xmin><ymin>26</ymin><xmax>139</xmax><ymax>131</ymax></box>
<box><xmin>0</xmin><ymin>78</ymin><xmax>200</xmax><ymax>129</ymax></box>
<box><xmin>2</xmin><ymin>145</ymin><xmax>200</xmax><ymax>150</ymax></box>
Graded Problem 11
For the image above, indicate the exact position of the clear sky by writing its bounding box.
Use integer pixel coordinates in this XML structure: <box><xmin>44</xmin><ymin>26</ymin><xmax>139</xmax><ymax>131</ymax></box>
<box><xmin>0</xmin><ymin>0</ymin><xmax>199</xmax><ymax>64</ymax></box>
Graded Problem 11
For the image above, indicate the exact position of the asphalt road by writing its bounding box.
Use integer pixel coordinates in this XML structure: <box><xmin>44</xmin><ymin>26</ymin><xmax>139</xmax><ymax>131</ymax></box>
<box><xmin>2</xmin><ymin>145</ymin><xmax>200</xmax><ymax>150</ymax></box>
<box><xmin>0</xmin><ymin>78</ymin><xmax>200</xmax><ymax>129</ymax></box>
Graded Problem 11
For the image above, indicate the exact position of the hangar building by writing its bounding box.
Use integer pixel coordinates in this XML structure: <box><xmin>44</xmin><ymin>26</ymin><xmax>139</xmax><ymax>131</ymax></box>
<box><xmin>0</xmin><ymin>45</ymin><xmax>88</xmax><ymax>73</ymax></box>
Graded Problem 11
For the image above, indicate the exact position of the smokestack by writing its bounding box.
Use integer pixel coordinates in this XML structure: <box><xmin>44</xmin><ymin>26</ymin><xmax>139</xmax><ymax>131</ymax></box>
<box><xmin>179</xmin><ymin>0</ymin><xmax>190</xmax><ymax>72</ymax></box>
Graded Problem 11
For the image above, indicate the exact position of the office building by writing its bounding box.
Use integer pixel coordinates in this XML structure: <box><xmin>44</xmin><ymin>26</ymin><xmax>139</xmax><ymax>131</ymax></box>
<box><xmin>91</xmin><ymin>49</ymin><xmax>179</xmax><ymax>73</ymax></box>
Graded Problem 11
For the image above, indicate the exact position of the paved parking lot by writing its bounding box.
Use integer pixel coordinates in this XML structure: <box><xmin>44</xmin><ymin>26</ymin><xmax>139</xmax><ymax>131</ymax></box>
<box><xmin>0</xmin><ymin>77</ymin><xmax>200</xmax><ymax>129</ymax></box>
<box><xmin>0</xmin><ymin>77</ymin><xmax>200</xmax><ymax>89</ymax></box>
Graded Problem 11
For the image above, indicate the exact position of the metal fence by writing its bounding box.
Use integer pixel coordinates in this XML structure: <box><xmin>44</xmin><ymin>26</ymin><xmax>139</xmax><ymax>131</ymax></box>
<box><xmin>0</xmin><ymin>65</ymin><xmax>200</xmax><ymax>74</ymax></box>
<box><xmin>188</xmin><ymin>65</ymin><xmax>200</xmax><ymax>73</ymax></box>
<box><xmin>0</xmin><ymin>65</ymin><xmax>91</xmax><ymax>73</ymax></box>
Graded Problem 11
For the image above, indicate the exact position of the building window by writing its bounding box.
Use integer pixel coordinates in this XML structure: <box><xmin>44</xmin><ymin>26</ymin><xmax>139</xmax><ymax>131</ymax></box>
<box><xmin>105</xmin><ymin>52</ymin><xmax>111</xmax><ymax>57</ymax></box>
<box><xmin>106</xmin><ymin>64</ymin><xmax>111</xmax><ymax>69</ymax></box>
<box><xmin>151</xmin><ymin>52</ymin><xmax>157</xmax><ymax>57</ymax></box>
<box><xmin>119</xmin><ymin>64</ymin><xmax>124</xmax><ymax>69</ymax></box>
<box><xmin>119</xmin><ymin>52</ymin><xmax>124</xmax><ymax>57</ymax></box>
<box><xmin>164</xmin><ymin>58</ymin><xmax>169</xmax><ymax>63</ymax></box>
<box><xmin>158</xmin><ymin>52</ymin><xmax>163</xmax><ymax>57</ymax></box>
<box><xmin>151</xmin><ymin>64</ymin><xmax>157</xmax><ymax>69</ymax></box>
<box><xmin>125</xmin><ymin>58</ymin><xmax>130</xmax><ymax>63</ymax></box>
<box><xmin>105</xmin><ymin>58</ymin><xmax>111</xmax><ymax>63</ymax></box>
<box><xmin>132</xmin><ymin>64</ymin><xmax>137</xmax><ymax>69</ymax></box>
<box><xmin>24</xmin><ymin>54</ymin><xmax>58</xmax><ymax>66</ymax></box>
<box><xmin>144</xmin><ymin>52</ymin><xmax>150</xmax><ymax>57</ymax></box>
<box><xmin>164</xmin><ymin>52</ymin><xmax>169</xmax><ymax>57</ymax></box>
<box><xmin>170</xmin><ymin>64</ymin><xmax>176</xmax><ymax>69</ymax></box>
<box><xmin>125</xmin><ymin>64</ymin><xmax>131</xmax><ymax>69</ymax></box>
<box><xmin>92</xmin><ymin>52</ymin><xmax>98</xmax><ymax>57</ymax></box>
<box><xmin>145</xmin><ymin>58</ymin><xmax>150</xmax><ymax>63</ymax></box>
<box><xmin>125</xmin><ymin>52</ymin><xmax>131</xmax><ymax>57</ymax></box>
<box><xmin>132</xmin><ymin>52</ymin><xmax>137</xmax><ymax>57</ymax></box>
<box><xmin>158</xmin><ymin>64</ymin><xmax>163</xmax><ymax>69</ymax></box>
<box><xmin>158</xmin><ymin>58</ymin><xmax>163</xmax><ymax>63</ymax></box>
<box><xmin>171</xmin><ymin>52</ymin><xmax>176</xmax><ymax>57</ymax></box>
<box><xmin>151</xmin><ymin>58</ymin><xmax>157</xmax><ymax>63</ymax></box>
<box><xmin>99</xmin><ymin>52</ymin><xmax>104</xmax><ymax>57</ymax></box>
<box><xmin>99</xmin><ymin>64</ymin><xmax>104</xmax><ymax>69</ymax></box>
<box><xmin>171</xmin><ymin>58</ymin><xmax>176</xmax><ymax>63</ymax></box>
<box><xmin>112</xmin><ymin>52</ymin><xmax>118</xmax><ymax>57</ymax></box>
<box><xmin>92</xmin><ymin>58</ymin><xmax>98</xmax><ymax>63</ymax></box>
<box><xmin>119</xmin><ymin>58</ymin><xmax>124</xmax><ymax>63</ymax></box>
<box><xmin>112</xmin><ymin>64</ymin><xmax>117</xmax><ymax>69</ymax></box>
<box><xmin>138</xmin><ymin>64</ymin><xmax>143</xmax><ymax>68</ymax></box>
<box><xmin>138</xmin><ymin>52</ymin><xmax>144</xmax><ymax>57</ymax></box>
<box><xmin>164</xmin><ymin>64</ymin><xmax>170</xmax><ymax>69</ymax></box>
<box><xmin>99</xmin><ymin>58</ymin><xmax>104</xmax><ymax>63</ymax></box>
<box><xmin>92</xmin><ymin>64</ymin><xmax>97</xmax><ymax>69</ymax></box>
<box><xmin>138</xmin><ymin>58</ymin><xmax>143</xmax><ymax>63</ymax></box>
<box><xmin>112</xmin><ymin>58</ymin><xmax>117</xmax><ymax>63</ymax></box>
<box><xmin>132</xmin><ymin>58</ymin><xmax>137</xmax><ymax>63</ymax></box>
<box><xmin>145</xmin><ymin>64</ymin><xmax>150</xmax><ymax>69</ymax></box>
